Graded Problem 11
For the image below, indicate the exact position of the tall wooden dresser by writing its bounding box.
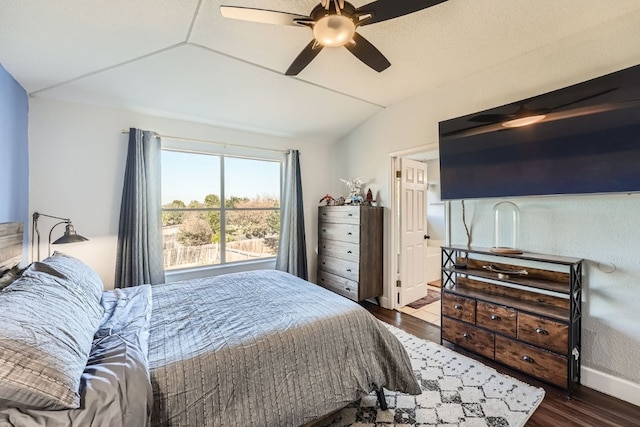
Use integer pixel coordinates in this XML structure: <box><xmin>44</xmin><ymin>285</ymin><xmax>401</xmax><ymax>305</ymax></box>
<box><xmin>316</xmin><ymin>205</ymin><xmax>383</xmax><ymax>302</ymax></box>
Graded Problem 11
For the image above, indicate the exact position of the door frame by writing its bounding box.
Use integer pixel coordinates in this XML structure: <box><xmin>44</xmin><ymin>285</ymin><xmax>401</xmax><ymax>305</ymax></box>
<box><xmin>387</xmin><ymin>143</ymin><xmax>439</xmax><ymax>311</ymax></box>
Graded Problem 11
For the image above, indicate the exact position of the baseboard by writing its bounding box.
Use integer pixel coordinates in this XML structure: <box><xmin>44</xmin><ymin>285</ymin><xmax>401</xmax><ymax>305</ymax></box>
<box><xmin>582</xmin><ymin>366</ymin><xmax>640</xmax><ymax>407</ymax></box>
<box><xmin>379</xmin><ymin>295</ymin><xmax>389</xmax><ymax>309</ymax></box>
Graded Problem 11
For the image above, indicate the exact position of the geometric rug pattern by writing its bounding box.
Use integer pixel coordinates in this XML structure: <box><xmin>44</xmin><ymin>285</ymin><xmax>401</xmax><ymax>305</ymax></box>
<box><xmin>318</xmin><ymin>323</ymin><xmax>545</xmax><ymax>427</ymax></box>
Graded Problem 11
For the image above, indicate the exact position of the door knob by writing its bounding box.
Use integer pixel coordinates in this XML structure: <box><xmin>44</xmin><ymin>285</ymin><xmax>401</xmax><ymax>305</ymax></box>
<box><xmin>424</xmin><ymin>235</ymin><xmax>430</xmax><ymax>239</ymax></box>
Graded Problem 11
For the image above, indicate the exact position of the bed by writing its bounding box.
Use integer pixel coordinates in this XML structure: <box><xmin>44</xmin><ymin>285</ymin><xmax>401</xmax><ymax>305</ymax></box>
<box><xmin>0</xmin><ymin>223</ymin><xmax>420</xmax><ymax>426</ymax></box>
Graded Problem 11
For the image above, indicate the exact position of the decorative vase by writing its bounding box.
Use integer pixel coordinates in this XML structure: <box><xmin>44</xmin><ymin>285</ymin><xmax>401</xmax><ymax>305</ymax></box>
<box><xmin>491</xmin><ymin>201</ymin><xmax>521</xmax><ymax>254</ymax></box>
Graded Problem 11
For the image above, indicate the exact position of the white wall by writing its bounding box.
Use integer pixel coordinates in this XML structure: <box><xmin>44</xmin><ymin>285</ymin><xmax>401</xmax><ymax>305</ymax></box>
<box><xmin>332</xmin><ymin>12</ymin><xmax>640</xmax><ymax>404</ymax></box>
<box><xmin>426</xmin><ymin>159</ymin><xmax>444</xmax><ymax>243</ymax></box>
<box><xmin>28</xmin><ymin>98</ymin><xmax>331</xmax><ymax>289</ymax></box>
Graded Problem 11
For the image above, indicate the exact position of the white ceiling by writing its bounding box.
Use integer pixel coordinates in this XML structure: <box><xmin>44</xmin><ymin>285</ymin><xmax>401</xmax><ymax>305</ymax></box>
<box><xmin>2</xmin><ymin>0</ymin><xmax>640</xmax><ymax>143</ymax></box>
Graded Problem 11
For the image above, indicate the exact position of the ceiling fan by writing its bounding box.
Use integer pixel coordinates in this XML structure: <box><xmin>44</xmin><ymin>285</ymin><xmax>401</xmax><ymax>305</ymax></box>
<box><xmin>220</xmin><ymin>0</ymin><xmax>448</xmax><ymax>76</ymax></box>
<box><xmin>441</xmin><ymin>88</ymin><xmax>630</xmax><ymax>140</ymax></box>
<box><xmin>440</xmin><ymin>99</ymin><xmax>640</xmax><ymax>138</ymax></box>
<box><xmin>467</xmin><ymin>87</ymin><xmax>620</xmax><ymax>128</ymax></box>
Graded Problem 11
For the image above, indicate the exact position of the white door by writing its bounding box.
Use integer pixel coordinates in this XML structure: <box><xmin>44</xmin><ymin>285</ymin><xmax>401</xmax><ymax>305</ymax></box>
<box><xmin>398</xmin><ymin>158</ymin><xmax>429</xmax><ymax>306</ymax></box>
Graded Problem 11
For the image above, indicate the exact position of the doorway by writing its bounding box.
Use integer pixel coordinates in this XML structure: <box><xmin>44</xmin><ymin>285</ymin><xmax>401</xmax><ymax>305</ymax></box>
<box><xmin>389</xmin><ymin>145</ymin><xmax>445</xmax><ymax>326</ymax></box>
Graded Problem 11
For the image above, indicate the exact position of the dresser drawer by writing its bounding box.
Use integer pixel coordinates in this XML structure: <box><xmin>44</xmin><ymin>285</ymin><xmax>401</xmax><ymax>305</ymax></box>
<box><xmin>442</xmin><ymin>293</ymin><xmax>476</xmax><ymax>323</ymax></box>
<box><xmin>318</xmin><ymin>206</ymin><xmax>360</xmax><ymax>225</ymax></box>
<box><xmin>495</xmin><ymin>335</ymin><xmax>567</xmax><ymax>388</ymax></box>
<box><xmin>318</xmin><ymin>223</ymin><xmax>360</xmax><ymax>244</ymax></box>
<box><xmin>318</xmin><ymin>254</ymin><xmax>359</xmax><ymax>282</ymax></box>
<box><xmin>476</xmin><ymin>301</ymin><xmax>517</xmax><ymax>338</ymax></box>
<box><xmin>442</xmin><ymin>317</ymin><xmax>495</xmax><ymax>360</ymax></box>
<box><xmin>318</xmin><ymin>238</ymin><xmax>359</xmax><ymax>263</ymax></box>
<box><xmin>317</xmin><ymin>271</ymin><xmax>358</xmax><ymax>300</ymax></box>
<box><xmin>517</xmin><ymin>312</ymin><xmax>568</xmax><ymax>354</ymax></box>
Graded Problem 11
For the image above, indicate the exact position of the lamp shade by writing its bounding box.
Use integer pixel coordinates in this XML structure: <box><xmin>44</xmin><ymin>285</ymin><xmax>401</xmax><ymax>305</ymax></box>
<box><xmin>313</xmin><ymin>15</ymin><xmax>356</xmax><ymax>47</ymax></box>
<box><xmin>51</xmin><ymin>224</ymin><xmax>88</xmax><ymax>245</ymax></box>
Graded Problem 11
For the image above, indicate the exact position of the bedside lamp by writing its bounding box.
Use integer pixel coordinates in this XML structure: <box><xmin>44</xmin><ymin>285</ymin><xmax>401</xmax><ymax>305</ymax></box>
<box><xmin>31</xmin><ymin>212</ymin><xmax>89</xmax><ymax>261</ymax></box>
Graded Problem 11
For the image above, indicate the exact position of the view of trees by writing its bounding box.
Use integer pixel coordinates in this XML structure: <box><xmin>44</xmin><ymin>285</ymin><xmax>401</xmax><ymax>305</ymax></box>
<box><xmin>162</xmin><ymin>194</ymin><xmax>280</xmax><ymax>262</ymax></box>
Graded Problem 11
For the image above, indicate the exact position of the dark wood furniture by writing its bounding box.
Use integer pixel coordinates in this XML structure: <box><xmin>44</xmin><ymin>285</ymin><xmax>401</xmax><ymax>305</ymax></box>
<box><xmin>361</xmin><ymin>300</ymin><xmax>639</xmax><ymax>427</ymax></box>
<box><xmin>317</xmin><ymin>205</ymin><xmax>383</xmax><ymax>303</ymax></box>
<box><xmin>440</xmin><ymin>245</ymin><xmax>583</xmax><ymax>394</ymax></box>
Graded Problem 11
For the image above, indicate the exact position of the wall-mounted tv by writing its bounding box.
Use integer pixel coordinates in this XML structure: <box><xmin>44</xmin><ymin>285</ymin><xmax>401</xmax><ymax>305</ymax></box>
<box><xmin>438</xmin><ymin>63</ymin><xmax>640</xmax><ymax>200</ymax></box>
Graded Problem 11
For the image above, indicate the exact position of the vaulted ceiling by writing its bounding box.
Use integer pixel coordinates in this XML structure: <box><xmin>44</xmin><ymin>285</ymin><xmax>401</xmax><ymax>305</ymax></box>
<box><xmin>1</xmin><ymin>0</ymin><xmax>639</xmax><ymax>143</ymax></box>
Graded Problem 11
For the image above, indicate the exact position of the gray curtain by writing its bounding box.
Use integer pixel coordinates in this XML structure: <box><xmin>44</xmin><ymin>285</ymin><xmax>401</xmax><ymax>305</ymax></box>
<box><xmin>115</xmin><ymin>128</ymin><xmax>165</xmax><ymax>288</ymax></box>
<box><xmin>276</xmin><ymin>149</ymin><xmax>308</xmax><ymax>280</ymax></box>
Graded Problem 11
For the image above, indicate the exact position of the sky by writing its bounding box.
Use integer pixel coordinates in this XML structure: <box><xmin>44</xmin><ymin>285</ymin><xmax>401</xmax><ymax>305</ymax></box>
<box><xmin>161</xmin><ymin>151</ymin><xmax>281</xmax><ymax>205</ymax></box>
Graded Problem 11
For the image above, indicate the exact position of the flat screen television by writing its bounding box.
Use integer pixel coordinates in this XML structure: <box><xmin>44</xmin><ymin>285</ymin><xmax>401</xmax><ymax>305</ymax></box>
<box><xmin>438</xmin><ymin>63</ymin><xmax>640</xmax><ymax>200</ymax></box>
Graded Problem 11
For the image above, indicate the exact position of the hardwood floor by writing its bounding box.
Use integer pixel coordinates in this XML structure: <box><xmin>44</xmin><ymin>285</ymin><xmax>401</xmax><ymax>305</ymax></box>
<box><xmin>361</xmin><ymin>301</ymin><xmax>640</xmax><ymax>427</ymax></box>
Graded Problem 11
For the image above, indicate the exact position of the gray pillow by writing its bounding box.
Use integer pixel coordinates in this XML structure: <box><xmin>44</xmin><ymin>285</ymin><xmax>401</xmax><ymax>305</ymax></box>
<box><xmin>0</xmin><ymin>266</ymin><xmax>23</xmax><ymax>290</ymax></box>
<box><xmin>39</xmin><ymin>252</ymin><xmax>104</xmax><ymax>303</ymax></box>
<box><xmin>0</xmin><ymin>255</ymin><xmax>104</xmax><ymax>410</ymax></box>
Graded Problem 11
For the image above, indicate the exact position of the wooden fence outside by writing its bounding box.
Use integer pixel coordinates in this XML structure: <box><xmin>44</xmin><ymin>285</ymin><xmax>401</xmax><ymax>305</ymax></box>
<box><xmin>163</xmin><ymin>236</ymin><xmax>277</xmax><ymax>270</ymax></box>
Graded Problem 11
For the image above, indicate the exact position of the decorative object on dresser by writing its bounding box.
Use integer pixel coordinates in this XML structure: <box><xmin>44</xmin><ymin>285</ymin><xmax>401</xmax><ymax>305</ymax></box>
<box><xmin>453</xmin><ymin>200</ymin><xmax>471</xmax><ymax>269</ymax></box>
<box><xmin>490</xmin><ymin>201</ymin><xmax>522</xmax><ymax>254</ymax></box>
<box><xmin>340</xmin><ymin>177</ymin><xmax>365</xmax><ymax>205</ymax></box>
<box><xmin>363</xmin><ymin>188</ymin><xmax>375</xmax><ymax>206</ymax></box>
<box><xmin>319</xmin><ymin>194</ymin><xmax>336</xmax><ymax>205</ymax></box>
<box><xmin>317</xmin><ymin>205</ymin><xmax>383</xmax><ymax>303</ymax></box>
<box><xmin>440</xmin><ymin>245</ymin><xmax>583</xmax><ymax>395</ymax></box>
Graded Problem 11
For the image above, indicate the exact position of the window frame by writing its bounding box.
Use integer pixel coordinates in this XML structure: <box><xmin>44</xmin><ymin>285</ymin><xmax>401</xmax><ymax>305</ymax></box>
<box><xmin>160</xmin><ymin>139</ymin><xmax>284</xmax><ymax>280</ymax></box>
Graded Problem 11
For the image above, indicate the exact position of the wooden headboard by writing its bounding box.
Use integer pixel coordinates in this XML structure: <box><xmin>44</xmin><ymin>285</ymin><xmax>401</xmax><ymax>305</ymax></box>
<box><xmin>0</xmin><ymin>222</ymin><xmax>24</xmax><ymax>271</ymax></box>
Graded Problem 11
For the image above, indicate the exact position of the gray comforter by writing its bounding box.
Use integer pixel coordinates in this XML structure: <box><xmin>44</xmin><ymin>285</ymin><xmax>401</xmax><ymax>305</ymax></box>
<box><xmin>148</xmin><ymin>269</ymin><xmax>420</xmax><ymax>427</ymax></box>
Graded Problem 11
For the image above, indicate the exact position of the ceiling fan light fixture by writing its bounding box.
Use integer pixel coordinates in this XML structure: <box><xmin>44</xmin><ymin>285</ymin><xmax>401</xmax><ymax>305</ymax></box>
<box><xmin>502</xmin><ymin>114</ymin><xmax>547</xmax><ymax>128</ymax></box>
<box><xmin>313</xmin><ymin>14</ymin><xmax>355</xmax><ymax>47</ymax></box>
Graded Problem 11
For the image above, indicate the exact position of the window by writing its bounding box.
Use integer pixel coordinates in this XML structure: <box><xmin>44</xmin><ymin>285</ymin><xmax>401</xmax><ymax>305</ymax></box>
<box><xmin>161</xmin><ymin>149</ymin><xmax>281</xmax><ymax>271</ymax></box>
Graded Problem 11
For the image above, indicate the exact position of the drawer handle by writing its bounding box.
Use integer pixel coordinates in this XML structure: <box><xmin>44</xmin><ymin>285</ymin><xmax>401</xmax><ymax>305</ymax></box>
<box><xmin>347</xmin><ymin>250</ymin><xmax>352</xmax><ymax>254</ymax></box>
<box><xmin>322</xmin><ymin>228</ymin><xmax>326</xmax><ymax>232</ymax></box>
<box><xmin>322</xmin><ymin>262</ymin><xmax>326</xmax><ymax>265</ymax></box>
<box><xmin>348</xmin><ymin>213</ymin><xmax>353</xmax><ymax>216</ymax></box>
<box><xmin>347</xmin><ymin>232</ymin><xmax>352</xmax><ymax>235</ymax></box>
<box><xmin>346</xmin><ymin>268</ymin><xmax>352</xmax><ymax>272</ymax></box>
<box><xmin>320</xmin><ymin>278</ymin><xmax>325</xmax><ymax>282</ymax></box>
<box><xmin>490</xmin><ymin>315</ymin><xmax>501</xmax><ymax>321</ymax></box>
<box><xmin>535</xmin><ymin>327</ymin><xmax>549</xmax><ymax>335</ymax></box>
<box><xmin>462</xmin><ymin>333</ymin><xmax>469</xmax><ymax>339</ymax></box>
<box><xmin>345</xmin><ymin>287</ymin><xmax>351</xmax><ymax>292</ymax></box>
<box><xmin>522</xmin><ymin>355</ymin><xmax>535</xmax><ymax>364</ymax></box>
<box><xmin>454</xmin><ymin>304</ymin><xmax>463</xmax><ymax>310</ymax></box>
<box><xmin>322</xmin><ymin>212</ymin><xmax>327</xmax><ymax>216</ymax></box>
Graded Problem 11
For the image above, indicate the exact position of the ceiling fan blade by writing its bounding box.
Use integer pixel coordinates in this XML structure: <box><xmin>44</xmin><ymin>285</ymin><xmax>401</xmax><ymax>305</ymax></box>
<box><xmin>220</xmin><ymin>6</ymin><xmax>312</xmax><ymax>26</ymax></box>
<box><xmin>468</xmin><ymin>114</ymin><xmax>513</xmax><ymax>123</ymax></box>
<box><xmin>443</xmin><ymin>98</ymin><xmax>640</xmax><ymax>140</ymax></box>
<box><xmin>469</xmin><ymin>87</ymin><xmax>621</xmax><ymax>124</ymax></box>
<box><xmin>344</xmin><ymin>32</ymin><xmax>390</xmax><ymax>72</ymax></box>
<box><xmin>356</xmin><ymin>0</ymin><xmax>448</xmax><ymax>26</ymax></box>
<box><xmin>535</xmin><ymin>98</ymin><xmax>640</xmax><ymax>123</ymax></box>
<box><xmin>548</xmin><ymin>87</ymin><xmax>620</xmax><ymax>112</ymax></box>
<box><xmin>285</xmin><ymin>40</ymin><xmax>324</xmax><ymax>76</ymax></box>
<box><xmin>440</xmin><ymin>122</ymin><xmax>507</xmax><ymax>140</ymax></box>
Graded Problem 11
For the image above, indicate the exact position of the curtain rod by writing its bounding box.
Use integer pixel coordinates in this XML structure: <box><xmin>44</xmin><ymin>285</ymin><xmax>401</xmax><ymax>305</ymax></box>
<box><xmin>121</xmin><ymin>129</ymin><xmax>289</xmax><ymax>154</ymax></box>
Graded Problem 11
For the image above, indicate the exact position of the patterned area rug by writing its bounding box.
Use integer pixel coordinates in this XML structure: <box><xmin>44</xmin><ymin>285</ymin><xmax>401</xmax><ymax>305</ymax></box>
<box><xmin>406</xmin><ymin>292</ymin><xmax>441</xmax><ymax>310</ymax></box>
<box><xmin>318</xmin><ymin>323</ymin><xmax>545</xmax><ymax>427</ymax></box>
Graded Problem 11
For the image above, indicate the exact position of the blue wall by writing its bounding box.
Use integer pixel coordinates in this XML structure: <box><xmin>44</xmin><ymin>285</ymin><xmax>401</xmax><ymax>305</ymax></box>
<box><xmin>0</xmin><ymin>64</ymin><xmax>29</xmax><ymax>227</ymax></box>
